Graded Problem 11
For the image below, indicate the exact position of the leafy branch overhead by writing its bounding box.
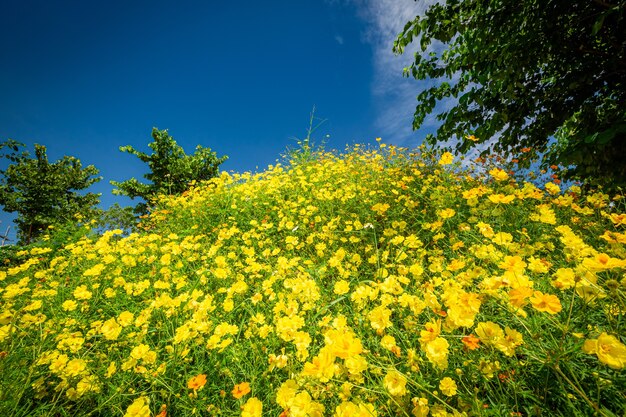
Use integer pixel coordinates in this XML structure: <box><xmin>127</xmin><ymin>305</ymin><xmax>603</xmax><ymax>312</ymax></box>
<box><xmin>394</xmin><ymin>0</ymin><xmax>626</xmax><ymax>187</ymax></box>
<box><xmin>111</xmin><ymin>128</ymin><xmax>227</xmax><ymax>214</ymax></box>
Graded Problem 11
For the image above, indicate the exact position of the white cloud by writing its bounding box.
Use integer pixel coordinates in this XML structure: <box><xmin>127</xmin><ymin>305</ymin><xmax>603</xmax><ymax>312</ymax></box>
<box><xmin>334</xmin><ymin>35</ymin><xmax>345</xmax><ymax>45</ymax></box>
<box><xmin>351</xmin><ymin>0</ymin><xmax>448</xmax><ymax>146</ymax></box>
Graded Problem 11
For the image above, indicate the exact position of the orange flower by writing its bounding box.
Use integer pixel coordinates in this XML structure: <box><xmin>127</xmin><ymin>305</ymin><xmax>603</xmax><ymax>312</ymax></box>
<box><xmin>156</xmin><ymin>404</ymin><xmax>167</xmax><ymax>417</ymax></box>
<box><xmin>232</xmin><ymin>382</ymin><xmax>251</xmax><ymax>399</ymax></box>
<box><xmin>462</xmin><ymin>334</ymin><xmax>481</xmax><ymax>350</ymax></box>
<box><xmin>187</xmin><ymin>374</ymin><xmax>207</xmax><ymax>390</ymax></box>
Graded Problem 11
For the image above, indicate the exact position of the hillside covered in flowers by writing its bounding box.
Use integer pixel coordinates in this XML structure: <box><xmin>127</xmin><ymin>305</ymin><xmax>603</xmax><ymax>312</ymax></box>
<box><xmin>1</xmin><ymin>143</ymin><xmax>625</xmax><ymax>417</ymax></box>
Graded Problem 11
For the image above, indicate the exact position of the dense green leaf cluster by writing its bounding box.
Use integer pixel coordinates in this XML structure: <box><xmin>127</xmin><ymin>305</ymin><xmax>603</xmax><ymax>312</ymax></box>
<box><xmin>394</xmin><ymin>0</ymin><xmax>626</xmax><ymax>188</ymax></box>
<box><xmin>0</xmin><ymin>129</ymin><xmax>227</xmax><ymax>245</ymax></box>
<box><xmin>0</xmin><ymin>141</ymin><xmax>101</xmax><ymax>244</ymax></box>
<box><xmin>111</xmin><ymin>128</ymin><xmax>227</xmax><ymax>214</ymax></box>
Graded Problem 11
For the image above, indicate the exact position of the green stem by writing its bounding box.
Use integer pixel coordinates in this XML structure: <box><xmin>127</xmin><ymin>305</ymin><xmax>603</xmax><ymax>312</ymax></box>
<box><xmin>553</xmin><ymin>364</ymin><xmax>608</xmax><ymax>417</ymax></box>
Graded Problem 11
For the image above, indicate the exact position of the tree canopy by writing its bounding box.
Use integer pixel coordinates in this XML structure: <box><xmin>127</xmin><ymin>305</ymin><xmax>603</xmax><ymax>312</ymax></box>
<box><xmin>111</xmin><ymin>128</ymin><xmax>228</xmax><ymax>214</ymax></box>
<box><xmin>394</xmin><ymin>0</ymin><xmax>626</xmax><ymax>188</ymax></box>
<box><xmin>0</xmin><ymin>140</ymin><xmax>101</xmax><ymax>244</ymax></box>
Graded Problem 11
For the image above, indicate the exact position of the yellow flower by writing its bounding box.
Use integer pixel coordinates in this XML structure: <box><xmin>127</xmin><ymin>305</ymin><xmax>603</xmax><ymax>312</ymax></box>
<box><xmin>124</xmin><ymin>396</ymin><xmax>151</xmax><ymax>417</ymax></box>
<box><xmin>475</xmin><ymin>321</ymin><xmax>504</xmax><ymax>346</ymax></box>
<box><xmin>383</xmin><ymin>369</ymin><xmax>407</xmax><ymax>396</ymax></box>
<box><xmin>118</xmin><ymin>311</ymin><xmax>134</xmax><ymax>327</ymax></box>
<box><xmin>411</xmin><ymin>397</ymin><xmax>429</xmax><ymax>417</ymax></box>
<box><xmin>73</xmin><ymin>285</ymin><xmax>92</xmax><ymax>300</ymax></box>
<box><xmin>487</xmin><ymin>193</ymin><xmax>515</xmax><ymax>204</ymax></box>
<box><xmin>106</xmin><ymin>361</ymin><xmax>116</xmax><ymax>378</ymax></box>
<box><xmin>301</xmin><ymin>347</ymin><xmax>336</xmax><ymax>382</ymax></box>
<box><xmin>335</xmin><ymin>401</ymin><xmax>378</xmax><ymax>417</ymax></box>
<box><xmin>545</xmin><ymin>182</ymin><xmax>561</xmax><ymax>195</ymax></box>
<box><xmin>530</xmin><ymin>291</ymin><xmax>562</xmax><ymax>314</ymax></box>
<box><xmin>49</xmin><ymin>353</ymin><xmax>69</xmax><ymax>374</ymax></box>
<box><xmin>325</xmin><ymin>329</ymin><xmax>363</xmax><ymax>359</ymax></box>
<box><xmin>489</xmin><ymin>168</ymin><xmax>509</xmax><ymax>181</ymax></box>
<box><xmin>437</xmin><ymin>208</ymin><xmax>456</xmax><ymax>219</ymax></box>
<box><xmin>333</xmin><ymin>280</ymin><xmax>350</xmax><ymax>295</ymax></box>
<box><xmin>371</xmin><ymin>203</ymin><xmax>390</xmax><ymax>216</ymax></box>
<box><xmin>368</xmin><ymin>305</ymin><xmax>392</xmax><ymax>333</ymax></box>
<box><xmin>276</xmin><ymin>379</ymin><xmax>299</xmax><ymax>409</ymax></box>
<box><xmin>130</xmin><ymin>344</ymin><xmax>157</xmax><ymax>363</ymax></box>
<box><xmin>495</xmin><ymin>327</ymin><xmax>524</xmax><ymax>356</ymax></box>
<box><xmin>438</xmin><ymin>152</ymin><xmax>454</xmax><ymax>165</ymax></box>
<box><xmin>419</xmin><ymin>319</ymin><xmax>441</xmax><ymax>345</ymax></box>
<box><xmin>62</xmin><ymin>300</ymin><xmax>78</xmax><ymax>311</ymax></box>
<box><xmin>552</xmin><ymin>268</ymin><xmax>576</xmax><ymax>290</ymax></box>
<box><xmin>583</xmin><ymin>333</ymin><xmax>626</xmax><ymax>369</ymax></box>
<box><xmin>424</xmin><ymin>337</ymin><xmax>449</xmax><ymax>369</ymax></box>
<box><xmin>64</xmin><ymin>358</ymin><xmax>87</xmax><ymax>377</ymax></box>
<box><xmin>439</xmin><ymin>377</ymin><xmax>457</xmax><ymax>396</ymax></box>
<box><xmin>241</xmin><ymin>397</ymin><xmax>263</xmax><ymax>417</ymax></box>
<box><xmin>100</xmin><ymin>318</ymin><xmax>122</xmax><ymax>341</ymax></box>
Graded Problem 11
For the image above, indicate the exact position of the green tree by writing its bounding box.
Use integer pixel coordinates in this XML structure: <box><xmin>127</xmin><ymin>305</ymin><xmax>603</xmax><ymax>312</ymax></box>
<box><xmin>394</xmin><ymin>0</ymin><xmax>626</xmax><ymax>188</ymax></box>
<box><xmin>0</xmin><ymin>140</ymin><xmax>101</xmax><ymax>244</ymax></box>
<box><xmin>111</xmin><ymin>128</ymin><xmax>227</xmax><ymax>214</ymax></box>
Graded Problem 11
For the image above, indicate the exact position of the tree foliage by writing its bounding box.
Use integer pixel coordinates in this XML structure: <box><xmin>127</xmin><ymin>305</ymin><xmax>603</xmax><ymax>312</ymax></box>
<box><xmin>394</xmin><ymin>0</ymin><xmax>626</xmax><ymax>188</ymax></box>
<box><xmin>111</xmin><ymin>128</ymin><xmax>227</xmax><ymax>214</ymax></box>
<box><xmin>0</xmin><ymin>140</ymin><xmax>101</xmax><ymax>244</ymax></box>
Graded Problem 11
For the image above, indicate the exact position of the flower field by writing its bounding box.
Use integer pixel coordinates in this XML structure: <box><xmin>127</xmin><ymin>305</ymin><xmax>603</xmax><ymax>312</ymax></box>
<box><xmin>1</xmin><ymin>143</ymin><xmax>625</xmax><ymax>416</ymax></box>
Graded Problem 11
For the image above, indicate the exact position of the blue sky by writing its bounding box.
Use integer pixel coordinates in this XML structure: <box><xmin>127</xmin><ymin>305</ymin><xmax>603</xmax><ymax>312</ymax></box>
<box><xmin>0</xmin><ymin>0</ymin><xmax>435</xmax><ymax>242</ymax></box>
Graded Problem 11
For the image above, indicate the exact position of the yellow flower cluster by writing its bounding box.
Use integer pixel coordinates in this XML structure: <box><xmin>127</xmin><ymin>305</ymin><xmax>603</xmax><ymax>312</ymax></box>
<box><xmin>1</xmin><ymin>144</ymin><xmax>625</xmax><ymax>416</ymax></box>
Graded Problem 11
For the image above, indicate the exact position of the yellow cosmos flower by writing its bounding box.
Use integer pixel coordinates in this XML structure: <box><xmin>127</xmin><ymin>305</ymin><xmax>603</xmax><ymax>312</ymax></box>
<box><xmin>608</xmin><ymin>212</ymin><xmax>626</xmax><ymax>226</ymax></box>
<box><xmin>100</xmin><ymin>318</ymin><xmax>122</xmax><ymax>341</ymax></box>
<box><xmin>276</xmin><ymin>379</ymin><xmax>299</xmax><ymax>409</ymax></box>
<box><xmin>424</xmin><ymin>337</ymin><xmax>449</xmax><ymax>370</ymax></box>
<box><xmin>72</xmin><ymin>285</ymin><xmax>92</xmax><ymax>300</ymax></box>
<box><xmin>438</xmin><ymin>152</ymin><xmax>454</xmax><ymax>165</ymax></box>
<box><xmin>419</xmin><ymin>319</ymin><xmax>441</xmax><ymax>345</ymax></box>
<box><xmin>383</xmin><ymin>369</ymin><xmax>407</xmax><ymax>396</ymax></box>
<box><xmin>582</xmin><ymin>253</ymin><xmax>626</xmax><ymax>271</ymax></box>
<box><xmin>552</xmin><ymin>268</ymin><xmax>576</xmax><ymax>290</ymax></box>
<box><xmin>489</xmin><ymin>168</ymin><xmax>509</xmax><ymax>181</ymax></box>
<box><xmin>439</xmin><ymin>377</ymin><xmax>457</xmax><ymax>396</ymax></box>
<box><xmin>325</xmin><ymin>329</ymin><xmax>363</xmax><ymax>359</ymax></box>
<box><xmin>301</xmin><ymin>347</ymin><xmax>336</xmax><ymax>382</ymax></box>
<box><xmin>241</xmin><ymin>397</ymin><xmax>263</xmax><ymax>417</ymax></box>
<box><xmin>335</xmin><ymin>401</ymin><xmax>378</xmax><ymax>417</ymax></box>
<box><xmin>333</xmin><ymin>280</ymin><xmax>350</xmax><ymax>295</ymax></box>
<box><xmin>62</xmin><ymin>300</ymin><xmax>78</xmax><ymax>311</ymax></box>
<box><xmin>368</xmin><ymin>306</ymin><xmax>392</xmax><ymax>334</ymax></box>
<box><xmin>124</xmin><ymin>396</ymin><xmax>151</xmax><ymax>417</ymax></box>
<box><xmin>411</xmin><ymin>397</ymin><xmax>430</xmax><ymax>417</ymax></box>
<box><xmin>130</xmin><ymin>344</ymin><xmax>157</xmax><ymax>363</ymax></box>
<box><xmin>371</xmin><ymin>203</ymin><xmax>390</xmax><ymax>215</ymax></box>
<box><xmin>437</xmin><ymin>208</ymin><xmax>456</xmax><ymax>219</ymax></box>
<box><xmin>583</xmin><ymin>333</ymin><xmax>626</xmax><ymax>369</ymax></box>
<box><xmin>545</xmin><ymin>182</ymin><xmax>561</xmax><ymax>195</ymax></box>
<box><xmin>117</xmin><ymin>311</ymin><xmax>134</xmax><ymax>327</ymax></box>
<box><xmin>530</xmin><ymin>291</ymin><xmax>562</xmax><ymax>314</ymax></box>
<box><xmin>475</xmin><ymin>321</ymin><xmax>504</xmax><ymax>345</ymax></box>
<box><xmin>487</xmin><ymin>193</ymin><xmax>515</xmax><ymax>204</ymax></box>
<box><xmin>64</xmin><ymin>358</ymin><xmax>87</xmax><ymax>377</ymax></box>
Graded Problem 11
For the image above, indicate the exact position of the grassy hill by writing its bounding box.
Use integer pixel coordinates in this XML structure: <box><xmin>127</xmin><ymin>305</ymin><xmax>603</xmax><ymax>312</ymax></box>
<box><xmin>1</xmin><ymin>143</ymin><xmax>625</xmax><ymax>417</ymax></box>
